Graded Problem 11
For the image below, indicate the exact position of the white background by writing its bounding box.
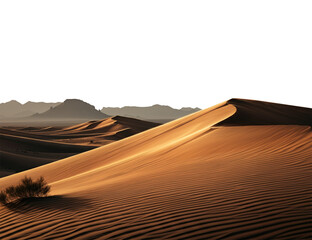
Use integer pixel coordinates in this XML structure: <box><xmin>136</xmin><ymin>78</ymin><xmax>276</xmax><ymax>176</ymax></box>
<box><xmin>0</xmin><ymin>1</ymin><xmax>311</xmax><ymax>109</ymax></box>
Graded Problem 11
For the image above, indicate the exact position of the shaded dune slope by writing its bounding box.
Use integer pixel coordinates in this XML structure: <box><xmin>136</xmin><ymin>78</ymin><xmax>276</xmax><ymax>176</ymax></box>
<box><xmin>0</xmin><ymin>132</ymin><xmax>95</xmax><ymax>178</ymax></box>
<box><xmin>218</xmin><ymin>98</ymin><xmax>312</xmax><ymax>126</ymax></box>
<box><xmin>0</xmin><ymin>99</ymin><xmax>311</xmax><ymax>239</ymax></box>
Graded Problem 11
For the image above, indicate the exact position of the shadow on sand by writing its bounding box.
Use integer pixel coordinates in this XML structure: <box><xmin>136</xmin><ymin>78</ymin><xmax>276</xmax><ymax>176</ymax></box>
<box><xmin>4</xmin><ymin>195</ymin><xmax>94</xmax><ymax>213</ymax></box>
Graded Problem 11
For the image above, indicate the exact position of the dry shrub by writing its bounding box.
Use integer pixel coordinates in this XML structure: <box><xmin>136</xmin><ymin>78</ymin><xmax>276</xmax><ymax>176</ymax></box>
<box><xmin>0</xmin><ymin>176</ymin><xmax>50</xmax><ymax>205</ymax></box>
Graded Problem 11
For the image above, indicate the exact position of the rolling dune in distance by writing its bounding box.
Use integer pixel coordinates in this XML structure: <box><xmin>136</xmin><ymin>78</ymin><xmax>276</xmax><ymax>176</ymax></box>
<box><xmin>0</xmin><ymin>99</ymin><xmax>311</xmax><ymax>239</ymax></box>
<box><xmin>0</xmin><ymin>116</ymin><xmax>159</xmax><ymax>177</ymax></box>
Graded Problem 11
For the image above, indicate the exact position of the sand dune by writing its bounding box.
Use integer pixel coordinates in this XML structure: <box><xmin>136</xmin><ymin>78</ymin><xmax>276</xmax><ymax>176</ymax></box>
<box><xmin>0</xmin><ymin>116</ymin><xmax>159</xmax><ymax>177</ymax></box>
<box><xmin>0</xmin><ymin>99</ymin><xmax>311</xmax><ymax>239</ymax></box>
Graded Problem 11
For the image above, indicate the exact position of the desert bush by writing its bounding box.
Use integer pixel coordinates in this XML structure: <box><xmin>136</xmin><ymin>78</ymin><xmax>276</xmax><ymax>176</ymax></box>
<box><xmin>0</xmin><ymin>191</ymin><xmax>8</xmax><ymax>204</ymax></box>
<box><xmin>0</xmin><ymin>176</ymin><xmax>51</xmax><ymax>205</ymax></box>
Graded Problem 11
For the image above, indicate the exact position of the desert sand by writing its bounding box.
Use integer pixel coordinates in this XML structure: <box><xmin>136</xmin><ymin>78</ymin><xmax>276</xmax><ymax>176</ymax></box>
<box><xmin>0</xmin><ymin>99</ymin><xmax>311</xmax><ymax>239</ymax></box>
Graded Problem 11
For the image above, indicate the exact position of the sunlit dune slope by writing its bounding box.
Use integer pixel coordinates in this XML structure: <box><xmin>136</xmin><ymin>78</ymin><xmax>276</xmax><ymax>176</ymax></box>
<box><xmin>0</xmin><ymin>99</ymin><xmax>311</xmax><ymax>239</ymax></box>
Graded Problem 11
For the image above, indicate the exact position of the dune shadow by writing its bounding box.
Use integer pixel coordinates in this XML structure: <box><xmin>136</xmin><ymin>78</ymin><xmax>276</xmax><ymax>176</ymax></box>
<box><xmin>5</xmin><ymin>195</ymin><xmax>94</xmax><ymax>213</ymax></box>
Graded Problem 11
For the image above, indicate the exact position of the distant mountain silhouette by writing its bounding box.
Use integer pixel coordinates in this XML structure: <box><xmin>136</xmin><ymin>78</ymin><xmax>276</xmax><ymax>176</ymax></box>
<box><xmin>0</xmin><ymin>100</ymin><xmax>60</xmax><ymax>118</ymax></box>
<box><xmin>1</xmin><ymin>99</ymin><xmax>200</xmax><ymax>123</ymax></box>
<box><xmin>0</xmin><ymin>100</ymin><xmax>23</xmax><ymax>117</ymax></box>
<box><xmin>32</xmin><ymin>99</ymin><xmax>108</xmax><ymax>120</ymax></box>
<box><xmin>24</xmin><ymin>101</ymin><xmax>61</xmax><ymax>114</ymax></box>
<box><xmin>101</xmin><ymin>104</ymin><xmax>201</xmax><ymax>122</ymax></box>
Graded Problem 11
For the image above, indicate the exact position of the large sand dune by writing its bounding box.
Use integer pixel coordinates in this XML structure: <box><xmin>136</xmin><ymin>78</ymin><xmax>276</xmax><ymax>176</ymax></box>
<box><xmin>0</xmin><ymin>99</ymin><xmax>311</xmax><ymax>239</ymax></box>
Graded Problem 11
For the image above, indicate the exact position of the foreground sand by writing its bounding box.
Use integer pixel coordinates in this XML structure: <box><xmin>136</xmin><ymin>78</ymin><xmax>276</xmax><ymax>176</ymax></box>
<box><xmin>0</xmin><ymin>99</ymin><xmax>311</xmax><ymax>239</ymax></box>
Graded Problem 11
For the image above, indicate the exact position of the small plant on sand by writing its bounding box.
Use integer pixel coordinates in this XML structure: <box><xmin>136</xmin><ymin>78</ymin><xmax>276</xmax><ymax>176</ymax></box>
<box><xmin>0</xmin><ymin>176</ymin><xmax>51</xmax><ymax>205</ymax></box>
